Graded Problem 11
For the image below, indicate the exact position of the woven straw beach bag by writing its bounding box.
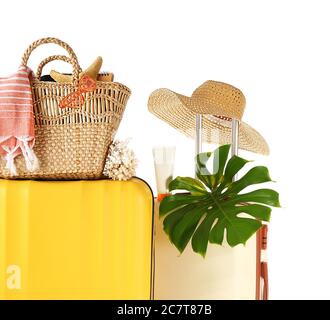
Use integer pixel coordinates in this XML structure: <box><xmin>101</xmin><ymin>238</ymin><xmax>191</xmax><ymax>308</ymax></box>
<box><xmin>0</xmin><ymin>37</ymin><xmax>131</xmax><ymax>180</ymax></box>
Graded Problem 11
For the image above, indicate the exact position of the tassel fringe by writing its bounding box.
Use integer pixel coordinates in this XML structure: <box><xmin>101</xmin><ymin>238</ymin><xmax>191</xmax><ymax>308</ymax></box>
<box><xmin>4</xmin><ymin>152</ymin><xmax>18</xmax><ymax>176</ymax></box>
<box><xmin>1</xmin><ymin>136</ymin><xmax>39</xmax><ymax>176</ymax></box>
<box><xmin>18</xmin><ymin>136</ymin><xmax>39</xmax><ymax>172</ymax></box>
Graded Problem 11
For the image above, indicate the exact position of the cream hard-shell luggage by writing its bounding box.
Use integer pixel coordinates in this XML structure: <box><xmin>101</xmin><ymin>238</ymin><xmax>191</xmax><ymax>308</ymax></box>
<box><xmin>153</xmin><ymin>117</ymin><xmax>268</xmax><ymax>300</ymax></box>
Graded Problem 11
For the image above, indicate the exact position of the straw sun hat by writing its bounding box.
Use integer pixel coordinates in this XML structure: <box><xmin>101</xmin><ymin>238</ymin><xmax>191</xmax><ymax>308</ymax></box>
<box><xmin>148</xmin><ymin>80</ymin><xmax>269</xmax><ymax>155</ymax></box>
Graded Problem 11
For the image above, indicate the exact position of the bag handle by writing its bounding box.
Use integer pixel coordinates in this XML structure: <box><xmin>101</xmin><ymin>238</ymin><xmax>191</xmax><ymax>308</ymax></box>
<box><xmin>21</xmin><ymin>37</ymin><xmax>82</xmax><ymax>85</ymax></box>
<box><xmin>36</xmin><ymin>55</ymin><xmax>74</xmax><ymax>79</ymax></box>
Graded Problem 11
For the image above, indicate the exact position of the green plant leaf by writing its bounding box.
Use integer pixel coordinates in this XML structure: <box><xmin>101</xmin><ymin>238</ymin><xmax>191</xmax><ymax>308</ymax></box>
<box><xmin>209</xmin><ymin>205</ymin><xmax>267</xmax><ymax>247</ymax></box>
<box><xmin>211</xmin><ymin>144</ymin><xmax>231</xmax><ymax>188</ymax></box>
<box><xmin>191</xmin><ymin>212</ymin><xmax>217</xmax><ymax>257</ymax></box>
<box><xmin>159</xmin><ymin>193</ymin><xmax>206</xmax><ymax>216</ymax></box>
<box><xmin>223</xmin><ymin>166</ymin><xmax>272</xmax><ymax>196</ymax></box>
<box><xmin>159</xmin><ymin>145</ymin><xmax>280</xmax><ymax>257</ymax></box>
<box><xmin>209</xmin><ymin>219</ymin><xmax>225</xmax><ymax>245</ymax></box>
<box><xmin>215</xmin><ymin>155</ymin><xmax>250</xmax><ymax>196</ymax></box>
<box><xmin>225</xmin><ymin>189</ymin><xmax>281</xmax><ymax>207</ymax></box>
<box><xmin>169</xmin><ymin>176</ymin><xmax>208</xmax><ymax>195</ymax></box>
<box><xmin>163</xmin><ymin>209</ymin><xmax>187</xmax><ymax>238</ymax></box>
<box><xmin>163</xmin><ymin>201</ymin><xmax>210</xmax><ymax>251</ymax></box>
<box><xmin>223</xmin><ymin>155</ymin><xmax>250</xmax><ymax>185</ymax></box>
<box><xmin>225</xmin><ymin>218</ymin><xmax>262</xmax><ymax>247</ymax></box>
<box><xmin>170</xmin><ymin>206</ymin><xmax>207</xmax><ymax>253</ymax></box>
<box><xmin>222</xmin><ymin>204</ymin><xmax>272</xmax><ymax>222</ymax></box>
<box><xmin>195</xmin><ymin>151</ymin><xmax>213</xmax><ymax>189</ymax></box>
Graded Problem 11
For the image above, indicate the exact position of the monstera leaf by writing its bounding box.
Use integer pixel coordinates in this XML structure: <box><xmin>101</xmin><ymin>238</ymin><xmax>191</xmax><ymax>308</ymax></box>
<box><xmin>159</xmin><ymin>144</ymin><xmax>280</xmax><ymax>257</ymax></box>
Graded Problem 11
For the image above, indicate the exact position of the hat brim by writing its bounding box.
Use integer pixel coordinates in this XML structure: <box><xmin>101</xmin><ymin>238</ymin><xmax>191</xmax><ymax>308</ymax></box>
<box><xmin>148</xmin><ymin>88</ymin><xmax>269</xmax><ymax>155</ymax></box>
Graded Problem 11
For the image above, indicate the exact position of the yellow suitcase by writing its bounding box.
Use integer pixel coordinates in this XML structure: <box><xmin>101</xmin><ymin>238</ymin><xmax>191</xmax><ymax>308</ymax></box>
<box><xmin>0</xmin><ymin>178</ymin><xmax>154</xmax><ymax>300</ymax></box>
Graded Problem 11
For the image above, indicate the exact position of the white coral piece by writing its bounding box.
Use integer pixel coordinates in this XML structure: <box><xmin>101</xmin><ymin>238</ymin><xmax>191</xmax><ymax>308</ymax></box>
<box><xmin>103</xmin><ymin>139</ymin><xmax>138</xmax><ymax>181</ymax></box>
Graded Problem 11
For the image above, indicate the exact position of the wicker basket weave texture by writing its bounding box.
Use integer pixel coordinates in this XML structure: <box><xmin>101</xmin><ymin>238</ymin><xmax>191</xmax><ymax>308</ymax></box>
<box><xmin>0</xmin><ymin>37</ymin><xmax>131</xmax><ymax>179</ymax></box>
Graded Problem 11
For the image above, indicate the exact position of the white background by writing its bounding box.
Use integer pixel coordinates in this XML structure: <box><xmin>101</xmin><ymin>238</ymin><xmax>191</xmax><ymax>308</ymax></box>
<box><xmin>1</xmin><ymin>0</ymin><xmax>329</xmax><ymax>299</ymax></box>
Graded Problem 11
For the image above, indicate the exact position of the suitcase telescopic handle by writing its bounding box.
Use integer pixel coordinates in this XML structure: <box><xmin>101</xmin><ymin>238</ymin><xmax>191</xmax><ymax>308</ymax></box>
<box><xmin>21</xmin><ymin>37</ymin><xmax>82</xmax><ymax>85</ymax></box>
<box><xmin>194</xmin><ymin>114</ymin><xmax>240</xmax><ymax>180</ymax></box>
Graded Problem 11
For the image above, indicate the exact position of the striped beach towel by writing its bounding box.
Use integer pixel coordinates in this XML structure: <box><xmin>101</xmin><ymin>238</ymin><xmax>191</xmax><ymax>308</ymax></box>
<box><xmin>0</xmin><ymin>65</ymin><xmax>38</xmax><ymax>176</ymax></box>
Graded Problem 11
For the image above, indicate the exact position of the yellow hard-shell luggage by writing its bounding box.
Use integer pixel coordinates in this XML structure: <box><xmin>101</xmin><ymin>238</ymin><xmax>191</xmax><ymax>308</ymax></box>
<box><xmin>0</xmin><ymin>178</ymin><xmax>154</xmax><ymax>300</ymax></box>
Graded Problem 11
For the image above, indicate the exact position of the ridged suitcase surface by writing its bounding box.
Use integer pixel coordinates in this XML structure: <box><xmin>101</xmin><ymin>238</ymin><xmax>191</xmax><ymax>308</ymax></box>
<box><xmin>0</xmin><ymin>178</ymin><xmax>153</xmax><ymax>300</ymax></box>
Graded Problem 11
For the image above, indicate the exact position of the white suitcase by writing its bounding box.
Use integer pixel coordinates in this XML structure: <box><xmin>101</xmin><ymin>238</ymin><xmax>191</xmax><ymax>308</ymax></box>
<box><xmin>153</xmin><ymin>117</ymin><xmax>268</xmax><ymax>300</ymax></box>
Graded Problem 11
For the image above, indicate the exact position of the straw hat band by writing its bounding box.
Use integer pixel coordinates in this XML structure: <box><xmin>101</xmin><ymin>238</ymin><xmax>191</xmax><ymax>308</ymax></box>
<box><xmin>212</xmin><ymin>115</ymin><xmax>233</xmax><ymax>121</ymax></box>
